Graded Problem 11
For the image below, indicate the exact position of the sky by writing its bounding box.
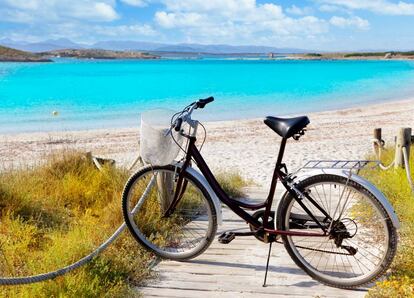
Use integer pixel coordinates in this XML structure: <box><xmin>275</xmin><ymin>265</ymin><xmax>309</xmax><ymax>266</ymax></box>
<box><xmin>0</xmin><ymin>0</ymin><xmax>413</xmax><ymax>51</ymax></box>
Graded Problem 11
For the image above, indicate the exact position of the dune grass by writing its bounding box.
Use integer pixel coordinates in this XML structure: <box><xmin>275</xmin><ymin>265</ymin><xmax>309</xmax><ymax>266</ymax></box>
<box><xmin>0</xmin><ymin>152</ymin><xmax>149</xmax><ymax>297</ymax></box>
<box><xmin>216</xmin><ymin>171</ymin><xmax>251</xmax><ymax>198</ymax></box>
<box><xmin>362</xmin><ymin>146</ymin><xmax>414</xmax><ymax>297</ymax></box>
<box><xmin>0</xmin><ymin>152</ymin><xmax>247</xmax><ymax>297</ymax></box>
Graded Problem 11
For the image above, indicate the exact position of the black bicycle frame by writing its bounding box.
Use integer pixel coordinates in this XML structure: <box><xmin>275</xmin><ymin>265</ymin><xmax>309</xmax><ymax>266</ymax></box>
<box><xmin>166</xmin><ymin>135</ymin><xmax>332</xmax><ymax>238</ymax></box>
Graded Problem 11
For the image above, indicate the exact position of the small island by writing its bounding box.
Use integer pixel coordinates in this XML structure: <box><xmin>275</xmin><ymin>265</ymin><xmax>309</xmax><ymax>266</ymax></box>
<box><xmin>285</xmin><ymin>51</ymin><xmax>414</xmax><ymax>60</ymax></box>
<box><xmin>0</xmin><ymin>45</ymin><xmax>52</xmax><ymax>62</ymax></box>
<box><xmin>43</xmin><ymin>49</ymin><xmax>160</xmax><ymax>60</ymax></box>
<box><xmin>0</xmin><ymin>46</ymin><xmax>160</xmax><ymax>62</ymax></box>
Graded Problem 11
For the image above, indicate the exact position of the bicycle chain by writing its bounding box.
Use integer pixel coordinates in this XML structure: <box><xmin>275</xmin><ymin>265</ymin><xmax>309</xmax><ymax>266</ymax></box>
<box><xmin>275</xmin><ymin>240</ymin><xmax>354</xmax><ymax>256</ymax></box>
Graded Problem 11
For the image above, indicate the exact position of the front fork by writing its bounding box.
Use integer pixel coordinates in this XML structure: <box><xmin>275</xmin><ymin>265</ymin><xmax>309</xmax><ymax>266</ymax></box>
<box><xmin>163</xmin><ymin>138</ymin><xmax>196</xmax><ymax>217</ymax></box>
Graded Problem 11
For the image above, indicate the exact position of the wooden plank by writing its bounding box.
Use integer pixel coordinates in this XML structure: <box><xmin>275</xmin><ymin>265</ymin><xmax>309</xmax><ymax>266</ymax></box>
<box><xmin>139</xmin><ymin>287</ymin><xmax>338</xmax><ymax>298</ymax></box>
<box><xmin>138</xmin><ymin>187</ymin><xmax>368</xmax><ymax>298</ymax></box>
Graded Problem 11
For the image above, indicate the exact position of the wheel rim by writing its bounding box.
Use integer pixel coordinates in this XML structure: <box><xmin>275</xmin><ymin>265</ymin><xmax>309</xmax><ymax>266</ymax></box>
<box><xmin>284</xmin><ymin>181</ymin><xmax>390</xmax><ymax>284</ymax></box>
<box><xmin>126</xmin><ymin>169</ymin><xmax>214</xmax><ymax>258</ymax></box>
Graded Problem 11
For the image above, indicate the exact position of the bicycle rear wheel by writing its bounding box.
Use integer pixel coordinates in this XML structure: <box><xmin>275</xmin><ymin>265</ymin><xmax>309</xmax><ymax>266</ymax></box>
<box><xmin>276</xmin><ymin>174</ymin><xmax>397</xmax><ymax>288</ymax></box>
<box><xmin>122</xmin><ymin>165</ymin><xmax>217</xmax><ymax>260</ymax></box>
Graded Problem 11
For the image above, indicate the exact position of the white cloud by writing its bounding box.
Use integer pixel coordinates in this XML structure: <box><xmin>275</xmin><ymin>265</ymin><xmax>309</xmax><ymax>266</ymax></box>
<box><xmin>0</xmin><ymin>0</ymin><xmax>119</xmax><ymax>23</ymax></box>
<box><xmin>330</xmin><ymin>16</ymin><xmax>370</xmax><ymax>30</ymax></box>
<box><xmin>318</xmin><ymin>4</ymin><xmax>349</xmax><ymax>13</ymax></box>
<box><xmin>0</xmin><ymin>0</ymin><xmax>380</xmax><ymax>48</ymax></box>
<box><xmin>70</xmin><ymin>2</ymin><xmax>119</xmax><ymax>21</ymax></box>
<box><xmin>94</xmin><ymin>23</ymin><xmax>156</xmax><ymax>36</ymax></box>
<box><xmin>162</xmin><ymin>0</ymin><xmax>256</xmax><ymax>14</ymax></box>
<box><xmin>154</xmin><ymin>1</ymin><xmax>329</xmax><ymax>44</ymax></box>
<box><xmin>120</xmin><ymin>0</ymin><xmax>147</xmax><ymax>7</ymax></box>
<box><xmin>317</xmin><ymin>0</ymin><xmax>414</xmax><ymax>15</ymax></box>
<box><xmin>286</xmin><ymin>5</ymin><xmax>313</xmax><ymax>15</ymax></box>
<box><xmin>0</xmin><ymin>0</ymin><xmax>157</xmax><ymax>43</ymax></box>
<box><xmin>3</xmin><ymin>0</ymin><xmax>41</xmax><ymax>10</ymax></box>
<box><xmin>155</xmin><ymin>11</ymin><xmax>204</xmax><ymax>28</ymax></box>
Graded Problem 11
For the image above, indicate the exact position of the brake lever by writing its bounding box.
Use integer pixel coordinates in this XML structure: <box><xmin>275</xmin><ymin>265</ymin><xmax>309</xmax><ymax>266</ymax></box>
<box><xmin>164</xmin><ymin>126</ymin><xmax>173</xmax><ymax>137</ymax></box>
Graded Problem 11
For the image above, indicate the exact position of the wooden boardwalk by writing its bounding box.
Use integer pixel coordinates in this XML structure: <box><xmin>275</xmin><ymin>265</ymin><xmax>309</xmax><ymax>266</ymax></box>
<box><xmin>138</xmin><ymin>188</ymin><xmax>368</xmax><ymax>298</ymax></box>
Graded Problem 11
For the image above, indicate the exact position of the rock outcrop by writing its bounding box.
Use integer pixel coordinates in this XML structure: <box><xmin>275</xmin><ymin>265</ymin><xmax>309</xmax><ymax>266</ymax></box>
<box><xmin>0</xmin><ymin>45</ymin><xmax>52</xmax><ymax>62</ymax></box>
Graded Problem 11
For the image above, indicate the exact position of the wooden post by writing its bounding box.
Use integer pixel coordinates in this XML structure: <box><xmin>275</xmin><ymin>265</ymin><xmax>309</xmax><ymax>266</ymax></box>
<box><xmin>373</xmin><ymin>128</ymin><xmax>382</xmax><ymax>156</ymax></box>
<box><xmin>395</xmin><ymin>128</ymin><xmax>412</xmax><ymax>169</ymax></box>
<box><xmin>158</xmin><ymin>172</ymin><xmax>174</xmax><ymax>213</ymax></box>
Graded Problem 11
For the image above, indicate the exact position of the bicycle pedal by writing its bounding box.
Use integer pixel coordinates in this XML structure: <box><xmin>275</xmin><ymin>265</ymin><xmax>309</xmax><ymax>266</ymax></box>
<box><xmin>218</xmin><ymin>232</ymin><xmax>235</xmax><ymax>244</ymax></box>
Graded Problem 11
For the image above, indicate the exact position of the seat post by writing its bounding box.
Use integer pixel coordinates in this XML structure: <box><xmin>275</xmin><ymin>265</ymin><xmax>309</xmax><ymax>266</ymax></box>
<box><xmin>276</xmin><ymin>137</ymin><xmax>287</xmax><ymax>168</ymax></box>
<box><xmin>263</xmin><ymin>137</ymin><xmax>288</xmax><ymax>233</ymax></box>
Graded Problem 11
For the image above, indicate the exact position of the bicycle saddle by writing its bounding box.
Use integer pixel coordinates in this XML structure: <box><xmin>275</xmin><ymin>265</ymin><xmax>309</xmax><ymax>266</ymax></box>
<box><xmin>264</xmin><ymin>115</ymin><xmax>310</xmax><ymax>139</ymax></box>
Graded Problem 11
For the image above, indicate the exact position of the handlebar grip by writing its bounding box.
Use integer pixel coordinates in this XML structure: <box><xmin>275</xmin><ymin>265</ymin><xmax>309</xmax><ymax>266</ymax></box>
<box><xmin>174</xmin><ymin>117</ymin><xmax>183</xmax><ymax>132</ymax></box>
<box><xmin>196</xmin><ymin>96</ymin><xmax>214</xmax><ymax>109</ymax></box>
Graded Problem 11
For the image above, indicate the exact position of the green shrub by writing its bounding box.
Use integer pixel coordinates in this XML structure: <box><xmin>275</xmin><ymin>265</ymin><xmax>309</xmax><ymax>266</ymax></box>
<box><xmin>344</xmin><ymin>52</ymin><xmax>386</xmax><ymax>57</ymax></box>
<box><xmin>306</xmin><ymin>53</ymin><xmax>322</xmax><ymax>57</ymax></box>
<box><xmin>363</xmin><ymin>146</ymin><xmax>414</xmax><ymax>297</ymax></box>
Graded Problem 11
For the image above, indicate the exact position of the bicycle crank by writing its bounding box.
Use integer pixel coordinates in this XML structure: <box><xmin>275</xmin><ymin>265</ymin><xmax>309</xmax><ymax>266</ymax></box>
<box><xmin>249</xmin><ymin>210</ymin><xmax>280</xmax><ymax>242</ymax></box>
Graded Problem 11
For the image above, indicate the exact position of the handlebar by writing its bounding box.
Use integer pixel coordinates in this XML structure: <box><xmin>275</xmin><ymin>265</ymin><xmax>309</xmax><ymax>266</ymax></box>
<box><xmin>174</xmin><ymin>117</ymin><xmax>183</xmax><ymax>132</ymax></box>
<box><xmin>196</xmin><ymin>96</ymin><xmax>214</xmax><ymax>109</ymax></box>
<box><xmin>172</xmin><ymin>96</ymin><xmax>214</xmax><ymax>132</ymax></box>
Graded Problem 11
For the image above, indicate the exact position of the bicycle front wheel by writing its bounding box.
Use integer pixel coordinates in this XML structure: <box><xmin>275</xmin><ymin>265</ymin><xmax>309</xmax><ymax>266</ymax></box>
<box><xmin>276</xmin><ymin>174</ymin><xmax>397</xmax><ymax>288</ymax></box>
<box><xmin>122</xmin><ymin>165</ymin><xmax>217</xmax><ymax>261</ymax></box>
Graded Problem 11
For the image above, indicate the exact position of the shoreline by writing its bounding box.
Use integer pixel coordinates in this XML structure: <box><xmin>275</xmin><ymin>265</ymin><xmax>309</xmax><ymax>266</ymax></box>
<box><xmin>1</xmin><ymin>98</ymin><xmax>413</xmax><ymax>185</ymax></box>
<box><xmin>2</xmin><ymin>93</ymin><xmax>414</xmax><ymax>136</ymax></box>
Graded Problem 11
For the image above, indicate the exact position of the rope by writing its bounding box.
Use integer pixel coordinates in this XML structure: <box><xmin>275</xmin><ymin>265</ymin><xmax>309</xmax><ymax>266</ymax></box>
<box><xmin>0</xmin><ymin>224</ymin><xmax>126</xmax><ymax>286</ymax></box>
<box><xmin>372</xmin><ymin>138</ymin><xmax>414</xmax><ymax>192</ymax></box>
<box><xmin>402</xmin><ymin>146</ymin><xmax>414</xmax><ymax>193</ymax></box>
<box><xmin>0</xmin><ymin>171</ymin><xmax>156</xmax><ymax>286</ymax></box>
<box><xmin>372</xmin><ymin>139</ymin><xmax>395</xmax><ymax>170</ymax></box>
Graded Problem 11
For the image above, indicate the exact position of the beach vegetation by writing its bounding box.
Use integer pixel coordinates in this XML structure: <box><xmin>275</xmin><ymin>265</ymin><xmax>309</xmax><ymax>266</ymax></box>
<box><xmin>0</xmin><ymin>151</ymin><xmax>247</xmax><ymax>297</ymax></box>
<box><xmin>344</xmin><ymin>52</ymin><xmax>387</xmax><ymax>57</ymax></box>
<box><xmin>216</xmin><ymin>171</ymin><xmax>251</xmax><ymax>198</ymax></box>
<box><xmin>306</xmin><ymin>53</ymin><xmax>322</xmax><ymax>57</ymax></box>
<box><xmin>343</xmin><ymin>51</ymin><xmax>414</xmax><ymax>58</ymax></box>
<box><xmin>363</xmin><ymin>145</ymin><xmax>414</xmax><ymax>297</ymax></box>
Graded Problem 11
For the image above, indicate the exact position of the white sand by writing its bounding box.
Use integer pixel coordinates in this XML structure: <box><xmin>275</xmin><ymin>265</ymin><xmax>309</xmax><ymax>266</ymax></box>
<box><xmin>1</xmin><ymin>99</ymin><xmax>413</xmax><ymax>186</ymax></box>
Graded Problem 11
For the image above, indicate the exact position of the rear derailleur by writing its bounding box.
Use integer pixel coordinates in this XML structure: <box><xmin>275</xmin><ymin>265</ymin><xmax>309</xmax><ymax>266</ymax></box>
<box><xmin>329</xmin><ymin>219</ymin><xmax>358</xmax><ymax>256</ymax></box>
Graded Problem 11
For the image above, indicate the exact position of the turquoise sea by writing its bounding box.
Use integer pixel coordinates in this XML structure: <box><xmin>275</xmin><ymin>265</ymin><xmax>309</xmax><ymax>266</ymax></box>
<box><xmin>1</xmin><ymin>58</ymin><xmax>414</xmax><ymax>134</ymax></box>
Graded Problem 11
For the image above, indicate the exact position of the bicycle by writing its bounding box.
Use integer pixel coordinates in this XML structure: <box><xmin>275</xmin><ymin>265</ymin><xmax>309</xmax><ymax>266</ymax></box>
<box><xmin>122</xmin><ymin>97</ymin><xmax>400</xmax><ymax>289</ymax></box>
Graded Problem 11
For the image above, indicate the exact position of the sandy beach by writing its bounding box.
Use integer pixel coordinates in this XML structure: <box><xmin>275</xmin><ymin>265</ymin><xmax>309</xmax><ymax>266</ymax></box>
<box><xmin>1</xmin><ymin>99</ymin><xmax>413</xmax><ymax>186</ymax></box>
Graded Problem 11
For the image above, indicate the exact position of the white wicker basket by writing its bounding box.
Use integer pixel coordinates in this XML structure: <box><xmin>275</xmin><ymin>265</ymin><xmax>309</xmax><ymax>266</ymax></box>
<box><xmin>140</xmin><ymin>109</ymin><xmax>183</xmax><ymax>166</ymax></box>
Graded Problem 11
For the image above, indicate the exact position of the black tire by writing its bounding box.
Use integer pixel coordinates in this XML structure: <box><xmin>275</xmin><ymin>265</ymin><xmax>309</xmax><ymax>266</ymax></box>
<box><xmin>276</xmin><ymin>174</ymin><xmax>398</xmax><ymax>289</ymax></box>
<box><xmin>122</xmin><ymin>165</ymin><xmax>217</xmax><ymax>261</ymax></box>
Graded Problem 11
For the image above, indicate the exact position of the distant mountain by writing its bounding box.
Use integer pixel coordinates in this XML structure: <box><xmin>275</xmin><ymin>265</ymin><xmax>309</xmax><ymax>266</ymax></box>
<box><xmin>92</xmin><ymin>40</ymin><xmax>308</xmax><ymax>54</ymax></box>
<box><xmin>0</xmin><ymin>38</ymin><xmax>84</xmax><ymax>52</ymax></box>
<box><xmin>0</xmin><ymin>38</ymin><xmax>311</xmax><ymax>54</ymax></box>
<box><xmin>92</xmin><ymin>40</ymin><xmax>165</xmax><ymax>51</ymax></box>
<box><xmin>155</xmin><ymin>43</ymin><xmax>308</xmax><ymax>54</ymax></box>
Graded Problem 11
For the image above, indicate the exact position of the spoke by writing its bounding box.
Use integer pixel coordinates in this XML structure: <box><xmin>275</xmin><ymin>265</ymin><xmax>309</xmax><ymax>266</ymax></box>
<box><xmin>321</xmin><ymin>184</ymin><xmax>331</xmax><ymax>217</ymax></box>
<box><xmin>131</xmin><ymin>175</ymin><xmax>157</xmax><ymax>215</ymax></box>
<box><xmin>128</xmin><ymin>170</ymin><xmax>212</xmax><ymax>255</ymax></box>
<box><xmin>315</xmin><ymin>241</ymin><xmax>330</xmax><ymax>269</ymax></box>
<box><xmin>352</xmin><ymin>253</ymin><xmax>372</xmax><ymax>272</ymax></box>
<box><xmin>313</xmin><ymin>186</ymin><xmax>328</xmax><ymax>216</ymax></box>
<box><xmin>345</xmin><ymin>239</ymin><xmax>384</xmax><ymax>260</ymax></box>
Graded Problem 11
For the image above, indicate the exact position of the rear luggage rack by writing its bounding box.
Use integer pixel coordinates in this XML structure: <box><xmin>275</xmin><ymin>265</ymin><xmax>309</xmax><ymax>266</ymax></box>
<box><xmin>299</xmin><ymin>160</ymin><xmax>380</xmax><ymax>172</ymax></box>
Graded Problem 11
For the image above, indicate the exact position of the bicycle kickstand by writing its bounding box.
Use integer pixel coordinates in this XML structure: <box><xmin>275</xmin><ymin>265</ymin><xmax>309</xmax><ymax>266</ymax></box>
<box><xmin>263</xmin><ymin>242</ymin><xmax>273</xmax><ymax>287</ymax></box>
